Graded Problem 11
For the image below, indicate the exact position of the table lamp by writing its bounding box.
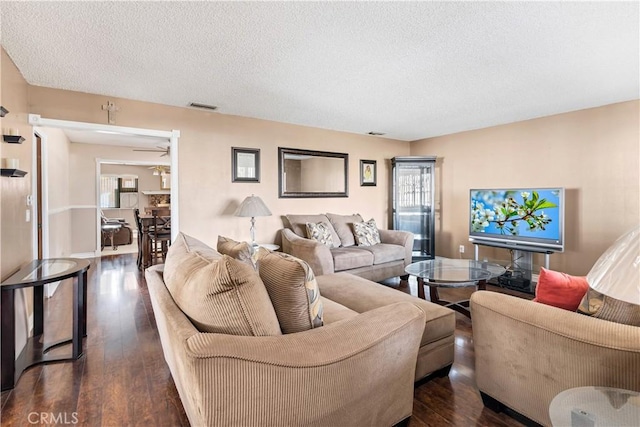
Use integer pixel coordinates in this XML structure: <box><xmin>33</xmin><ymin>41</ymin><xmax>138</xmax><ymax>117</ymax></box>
<box><xmin>587</xmin><ymin>224</ymin><xmax>640</xmax><ymax>304</ymax></box>
<box><xmin>234</xmin><ymin>195</ymin><xmax>272</xmax><ymax>248</ymax></box>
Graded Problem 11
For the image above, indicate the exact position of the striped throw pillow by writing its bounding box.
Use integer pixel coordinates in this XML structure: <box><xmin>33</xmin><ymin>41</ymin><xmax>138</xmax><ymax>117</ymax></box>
<box><xmin>577</xmin><ymin>287</ymin><xmax>640</xmax><ymax>326</ymax></box>
<box><xmin>217</xmin><ymin>235</ymin><xmax>255</xmax><ymax>267</ymax></box>
<box><xmin>255</xmin><ymin>247</ymin><xmax>324</xmax><ymax>334</ymax></box>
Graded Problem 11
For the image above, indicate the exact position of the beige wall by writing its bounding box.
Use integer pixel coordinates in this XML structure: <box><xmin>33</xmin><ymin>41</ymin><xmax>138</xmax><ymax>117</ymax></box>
<box><xmin>1</xmin><ymin>49</ymin><xmax>32</xmax><ymax>278</ymax></box>
<box><xmin>27</xmin><ymin>86</ymin><xmax>410</xmax><ymax>249</ymax></box>
<box><xmin>410</xmin><ymin>101</ymin><xmax>640</xmax><ymax>275</ymax></box>
<box><xmin>1</xmin><ymin>49</ymin><xmax>33</xmax><ymax>355</ymax></box>
<box><xmin>44</xmin><ymin>127</ymin><xmax>72</xmax><ymax>259</ymax></box>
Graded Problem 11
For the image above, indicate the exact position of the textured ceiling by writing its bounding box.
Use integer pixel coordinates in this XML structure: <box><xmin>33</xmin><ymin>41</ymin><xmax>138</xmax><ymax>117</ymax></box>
<box><xmin>2</xmin><ymin>1</ymin><xmax>638</xmax><ymax>141</ymax></box>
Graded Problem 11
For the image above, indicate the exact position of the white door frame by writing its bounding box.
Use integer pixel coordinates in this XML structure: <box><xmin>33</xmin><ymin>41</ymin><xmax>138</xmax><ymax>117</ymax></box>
<box><xmin>28</xmin><ymin>115</ymin><xmax>181</xmax><ymax>256</ymax></box>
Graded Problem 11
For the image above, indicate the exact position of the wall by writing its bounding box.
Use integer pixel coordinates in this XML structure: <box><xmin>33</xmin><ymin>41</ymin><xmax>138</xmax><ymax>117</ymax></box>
<box><xmin>410</xmin><ymin>101</ymin><xmax>640</xmax><ymax>275</ymax></box>
<box><xmin>44</xmin><ymin>127</ymin><xmax>72</xmax><ymax>259</ymax></box>
<box><xmin>27</xmin><ymin>86</ymin><xmax>410</xmax><ymax>249</ymax></box>
<box><xmin>0</xmin><ymin>49</ymin><xmax>33</xmax><ymax>356</ymax></box>
<box><xmin>1</xmin><ymin>49</ymin><xmax>32</xmax><ymax>277</ymax></box>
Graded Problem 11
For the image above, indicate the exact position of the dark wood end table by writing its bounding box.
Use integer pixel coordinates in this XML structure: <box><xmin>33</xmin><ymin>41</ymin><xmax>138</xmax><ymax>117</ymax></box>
<box><xmin>1</xmin><ymin>258</ymin><xmax>90</xmax><ymax>391</ymax></box>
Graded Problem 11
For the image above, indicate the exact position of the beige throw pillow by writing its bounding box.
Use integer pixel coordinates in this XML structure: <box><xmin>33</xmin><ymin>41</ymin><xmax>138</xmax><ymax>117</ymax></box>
<box><xmin>577</xmin><ymin>287</ymin><xmax>640</xmax><ymax>326</ymax></box>
<box><xmin>255</xmin><ymin>247</ymin><xmax>324</xmax><ymax>334</ymax></box>
<box><xmin>353</xmin><ymin>218</ymin><xmax>381</xmax><ymax>247</ymax></box>
<box><xmin>217</xmin><ymin>235</ymin><xmax>255</xmax><ymax>267</ymax></box>
<box><xmin>164</xmin><ymin>232</ymin><xmax>282</xmax><ymax>336</ymax></box>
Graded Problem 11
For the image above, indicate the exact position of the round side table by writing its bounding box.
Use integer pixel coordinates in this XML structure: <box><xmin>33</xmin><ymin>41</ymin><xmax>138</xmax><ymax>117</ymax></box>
<box><xmin>549</xmin><ymin>386</ymin><xmax>640</xmax><ymax>426</ymax></box>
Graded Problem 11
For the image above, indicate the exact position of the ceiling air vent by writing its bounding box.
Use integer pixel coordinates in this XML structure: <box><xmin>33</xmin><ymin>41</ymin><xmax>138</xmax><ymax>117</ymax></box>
<box><xmin>367</xmin><ymin>131</ymin><xmax>385</xmax><ymax>136</ymax></box>
<box><xmin>188</xmin><ymin>102</ymin><xmax>218</xmax><ymax>111</ymax></box>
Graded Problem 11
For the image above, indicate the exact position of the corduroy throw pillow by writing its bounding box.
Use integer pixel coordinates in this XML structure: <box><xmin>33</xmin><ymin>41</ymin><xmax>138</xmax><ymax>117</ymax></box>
<box><xmin>164</xmin><ymin>232</ymin><xmax>281</xmax><ymax>336</ymax></box>
<box><xmin>533</xmin><ymin>267</ymin><xmax>589</xmax><ymax>311</ymax></box>
<box><xmin>217</xmin><ymin>235</ymin><xmax>255</xmax><ymax>267</ymax></box>
<box><xmin>577</xmin><ymin>287</ymin><xmax>640</xmax><ymax>326</ymax></box>
<box><xmin>255</xmin><ymin>247</ymin><xmax>324</xmax><ymax>334</ymax></box>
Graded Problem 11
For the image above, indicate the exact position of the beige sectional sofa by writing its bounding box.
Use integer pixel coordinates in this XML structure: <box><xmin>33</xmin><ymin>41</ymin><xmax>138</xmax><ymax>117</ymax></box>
<box><xmin>281</xmin><ymin>213</ymin><xmax>414</xmax><ymax>282</ymax></box>
<box><xmin>146</xmin><ymin>232</ymin><xmax>455</xmax><ymax>426</ymax></box>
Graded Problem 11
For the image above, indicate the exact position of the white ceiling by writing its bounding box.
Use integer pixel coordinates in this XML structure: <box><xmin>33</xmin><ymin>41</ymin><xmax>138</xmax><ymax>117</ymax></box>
<box><xmin>2</xmin><ymin>1</ymin><xmax>638</xmax><ymax>141</ymax></box>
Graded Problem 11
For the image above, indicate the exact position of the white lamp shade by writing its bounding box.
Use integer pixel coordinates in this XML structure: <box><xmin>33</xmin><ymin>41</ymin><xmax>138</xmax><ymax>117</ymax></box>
<box><xmin>587</xmin><ymin>225</ymin><xmax>640</xmax><ymax>304</ymax></box>
<box><xmin>234</xmin><ymin>195</ymin><xmax>272</xmax><ymax>217</ymax></box>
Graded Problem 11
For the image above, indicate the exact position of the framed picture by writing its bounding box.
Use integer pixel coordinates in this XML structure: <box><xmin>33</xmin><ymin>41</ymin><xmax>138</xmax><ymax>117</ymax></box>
<box><xmin>232</xmin><ymin>147</ymin><xmax>260</xmax><ymax>182</ymax></box>
<box><xmin>360</xmin><ymin>160</ymin><xmax>376</xmax><ymax>186</ymax></box>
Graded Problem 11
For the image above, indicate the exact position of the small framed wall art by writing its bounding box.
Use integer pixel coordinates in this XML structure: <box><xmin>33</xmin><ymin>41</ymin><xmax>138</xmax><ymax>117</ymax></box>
<box><xmin>360</xmin><ymin>159</ymin><xmax>377</xmax><ymax>186</ymax></box>
<box><xmin>232</xmin><ymin>147</ymin><xmax>260</xmax><ymax>182</ymax></box>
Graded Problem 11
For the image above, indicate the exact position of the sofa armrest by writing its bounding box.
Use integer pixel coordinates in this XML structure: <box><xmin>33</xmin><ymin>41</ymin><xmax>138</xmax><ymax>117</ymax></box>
<box><xmin>470</xmin><ymin>291</ymin><xmax>640</xmax><ymax>426</ymax></box>
<box><xmin>184</xmin><ymin>302</ymin><xmax>426</xmax><ymax>426</ymax></box>
<box><xmin>379</xmin><ymin>229</ymin><xmax>414</xmax><ymax>266</ymax></box>
<box><xmin>280</xmin><ymin>228</ymin><xmax>335</xmax><ymax>275</ymax></box>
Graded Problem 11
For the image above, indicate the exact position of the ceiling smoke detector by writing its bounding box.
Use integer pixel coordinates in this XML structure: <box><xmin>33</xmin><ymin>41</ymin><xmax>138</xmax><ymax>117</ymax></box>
<box><xmin>188</xmin><ymin>102</ymin><xmax>218</xmax><ymax>111</ymax></box>
<box><xmin>367</xmin><ymin>131</ymin><xmax>385</xmax><ymax>136</ymax></box>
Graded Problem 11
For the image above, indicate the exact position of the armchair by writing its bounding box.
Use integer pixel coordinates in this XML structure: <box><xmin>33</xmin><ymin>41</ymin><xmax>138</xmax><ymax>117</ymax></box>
<box><xmin>470</xmin><ymin>291</ymin><xmax>640</xmax><ymax>426</ymax></box>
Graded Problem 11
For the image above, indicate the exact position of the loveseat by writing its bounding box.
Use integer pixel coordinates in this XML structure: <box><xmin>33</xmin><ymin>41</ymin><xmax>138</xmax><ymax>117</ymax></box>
<box><xmin>281</xmin><ymin>213</ymin><xmax>413</xmax><ymax>282</ymax></box>
<box><xmin>146</xmin><ymin>232</ymin><xmax>455</xmax><ymax>426</ymax></box>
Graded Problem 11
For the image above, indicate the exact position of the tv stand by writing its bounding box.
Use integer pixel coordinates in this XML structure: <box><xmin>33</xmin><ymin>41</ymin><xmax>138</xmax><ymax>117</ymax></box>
<box><xmin>473</xmin><ymin>243</ymin><xmax>554</xmax><ymax>294</ymax></box>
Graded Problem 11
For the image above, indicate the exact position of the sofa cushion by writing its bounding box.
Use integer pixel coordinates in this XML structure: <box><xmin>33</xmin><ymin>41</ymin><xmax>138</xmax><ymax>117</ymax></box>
<box><xmin>317</xmin><ymin>272</ymin><xmax>455</xmax><ymax>348</ymax></box>
<box><xmin>320</xmin><ymin>296</ymin><xmax>359</xmax><ymax>324</ymax></box>
<box><xmin>533</xmin><ymin>267</ymin><xmax>589</xmax><ymax>311</ymax></box>
<box><xmin>577</xmin><ymin>287</ymin><xmax>640</xmax><ymax>326</ymax></box>
<box><xmin>255</xmin><ymin>247</ymin><xmax>324</xmax><ymax>333</ymax></box>
<box><xmin>353</xmin><ymin>243</ymin><xmax>405</xmax><ymax>265</ymax></box>
<box><xmin>326</xmin><ymin>213</ymin><xmax>363</xmax><ymax>247</ymax></box>
<box><xmin>286</xmin><ymin>214</ymin><xmax>342</xmax><ymax>247</ymax></box>
<box><xmin>331</xmin><ymin>247</ymin><xmax>374</xmax><ymax>272</ymax></box>
<box><xmin>305</xmin><ymin>221</ymin><xmax>336</xmax><ymax>247</ymax></box>
<box><xmin>354</xmin><ymin>218</ymin><xmax>381</xmax><ymax>246</ymax></box>
<box><xmin>163</xmin><ymin>232</ymin><xmax>282</xmax><ymax>336</ymax></box>
<box><xmin>217</xmin><ymin>235</ymin><xmax>255</xmax><ymax>267</ymax></box>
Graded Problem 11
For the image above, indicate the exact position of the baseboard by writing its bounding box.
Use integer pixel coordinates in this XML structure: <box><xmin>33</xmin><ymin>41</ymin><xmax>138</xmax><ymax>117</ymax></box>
<box><xmin>70</xmin><ymin>251</ymin><xmax>98</xmax><ymax>259</ymax></box>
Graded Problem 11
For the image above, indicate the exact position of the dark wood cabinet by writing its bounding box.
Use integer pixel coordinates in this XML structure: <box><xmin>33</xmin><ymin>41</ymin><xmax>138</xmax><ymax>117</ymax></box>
<box><xmin>391</xmin><ymin>156</ymin><xmax>436</xmax><ymax>260</ymax></box>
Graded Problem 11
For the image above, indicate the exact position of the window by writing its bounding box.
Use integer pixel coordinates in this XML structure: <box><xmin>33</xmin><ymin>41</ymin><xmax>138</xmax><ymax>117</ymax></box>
<box><xmin>100</xmin><ymin>175</ymin><xmax>138</xmax><ymax>208</ymax></box>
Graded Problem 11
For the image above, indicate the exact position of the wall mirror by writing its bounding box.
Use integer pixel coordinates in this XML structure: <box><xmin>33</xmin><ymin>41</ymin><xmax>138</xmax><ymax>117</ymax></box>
<box><xmin>278</xmin><ymin>147</ymin><xmax>348</xmax><ymax>198</ymax></box>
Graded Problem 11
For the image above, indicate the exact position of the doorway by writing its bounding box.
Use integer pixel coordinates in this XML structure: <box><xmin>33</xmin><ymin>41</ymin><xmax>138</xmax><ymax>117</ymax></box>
<box><xmin>28</xmin><ymin>114</ymin><xmax>180</xmax><ymax>258</ymax></box>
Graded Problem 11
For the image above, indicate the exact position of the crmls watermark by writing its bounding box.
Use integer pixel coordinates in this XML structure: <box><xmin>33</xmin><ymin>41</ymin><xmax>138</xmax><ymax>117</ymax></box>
<box><xmin>28</xmin><ymin>412</ymin><xmax>79</xmax><ymax>425</ymax></box>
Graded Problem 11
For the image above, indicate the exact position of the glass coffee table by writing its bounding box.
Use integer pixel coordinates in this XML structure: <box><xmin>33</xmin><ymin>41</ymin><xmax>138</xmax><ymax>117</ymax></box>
<box><xmin>405</xmin><ymin>257</ymin><xmax>505</xmax><ymax>317</ymax></box>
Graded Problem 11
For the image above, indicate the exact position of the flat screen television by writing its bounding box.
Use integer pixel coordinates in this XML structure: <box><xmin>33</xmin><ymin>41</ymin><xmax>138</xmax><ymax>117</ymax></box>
<box><xmin>469</xmin><ymin>188</ymin><xmax>565</xmax><ymax>252</ymax></box>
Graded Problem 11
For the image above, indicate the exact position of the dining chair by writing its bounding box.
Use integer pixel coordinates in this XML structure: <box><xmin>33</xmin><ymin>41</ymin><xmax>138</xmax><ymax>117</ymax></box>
<box><xmin>133</xmin><ymin>208</ymin><xmax>145</xmax><ymax>269</ymax></box>
<box><xmin>148</xmin><ymin>208</ymin><xmax>171</xmax><ymax>266</ymax></box>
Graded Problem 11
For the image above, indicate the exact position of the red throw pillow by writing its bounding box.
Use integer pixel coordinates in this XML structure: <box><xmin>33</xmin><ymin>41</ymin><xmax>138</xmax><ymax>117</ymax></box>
<box><xmin>533</xmin><ymin>267</ymin><xmax>589</xmax><ymax>311</ymax></box>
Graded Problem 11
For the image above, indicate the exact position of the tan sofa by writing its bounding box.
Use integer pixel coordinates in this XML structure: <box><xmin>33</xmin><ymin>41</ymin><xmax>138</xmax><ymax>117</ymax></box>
<box><xmin>471</xmin><ymin>291</ymin><xmax>640</xmax><ymax>426</ymax></box>
<box><xmin>281</xmin><ymin>213</ymin><xmax>414</xmax><ymax>282</ymax></box>
<box><xmin>145</xmin><ymin>233</ymin><xmax>455</xmax><ymax>427</ymax></box>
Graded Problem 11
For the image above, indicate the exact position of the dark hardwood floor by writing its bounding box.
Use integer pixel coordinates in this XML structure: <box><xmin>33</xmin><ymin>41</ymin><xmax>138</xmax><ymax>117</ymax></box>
<box><xmin>1</xmin><ymin>254</ymin><xmax>526</xmax><ymax>426</ymax></box>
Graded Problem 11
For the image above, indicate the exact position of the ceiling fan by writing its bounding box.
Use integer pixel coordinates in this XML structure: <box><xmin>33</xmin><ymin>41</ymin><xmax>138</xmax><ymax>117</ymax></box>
<box><xmin>133</xmin><ymin>145</ymin><xmax>170</xmax><ymax>156</ymax></box>
<box><xmin>148</xmin><ymin>165</ymin><xmax>170</xmax><ymax>176</ymax></box>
